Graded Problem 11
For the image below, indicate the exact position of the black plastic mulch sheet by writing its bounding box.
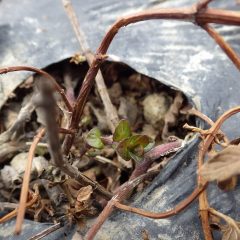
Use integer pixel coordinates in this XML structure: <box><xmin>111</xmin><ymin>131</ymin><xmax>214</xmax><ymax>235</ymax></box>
<box><xmin>0</xmin><ymin>0</ymin><xmax>240</xmax><ymax>239</ymax></box>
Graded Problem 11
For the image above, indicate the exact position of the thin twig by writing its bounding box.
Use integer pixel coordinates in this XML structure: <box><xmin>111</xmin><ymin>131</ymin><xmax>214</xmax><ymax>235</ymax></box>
<box><xmin>95</xmin><ymin>155</ymin><xmax>122</xmax><ymax>169</ymax></box>
<box><xmin>14</xmin><ymin>129</ymin><xmax>45</xmax><ymax>234</ymax></box>
<box><xmin>201</xmin><ymin>106</ymin><xmax>240</xmax><ymax>156</ymax></box>
<box><xmin>0</xmin><ymin>66</ymin><xmax>72</xmax><ymax>112</ymax></box>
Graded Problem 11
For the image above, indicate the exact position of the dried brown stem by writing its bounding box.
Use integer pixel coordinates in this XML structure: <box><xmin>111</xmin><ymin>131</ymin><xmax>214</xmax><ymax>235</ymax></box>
<box><xmin>14</xmin><ymin>129</ymin><xmax>45</xmax><ymax>234</ymax></box>
<box><xmin>196</xmin><ymin>106</ymin><xmax>240</xmax><ymax>240</ymax></box>
<box><xmin>0</xmin><ymin>66</ymin><xmax>72</xmax><ymax>112</ymax></box>
<box><xmin>62</xmin><ymin>0</ymin><xmax>119</xmax><ymax>133</ymax></box>
<box><xmin>201</xmin><ymin>106</ymin><xmax>240</xmax><ymax>156</ymax></box>
<box><xmin>197</xmin><ymin>0</ymin><xmax>213</xmax><ymax>11</ymax></box>
<box><xmin>198</xmin><ymin>142</ymin><xmax>213</xmax><ymax>240</ymax></box>
<box><xmin>63</xmin><ymin>3</ymin><xmax>240</xmax><ymax>154</ymax></box>
<box><xmin>188</xmin><ymin>108</ymin><xmax>215</xmax><ymax>126</ymax></box>
<box><xmin>86</xmin><ymin>140</ymin><xmax>183</xmax><ymax>239</ymax></box>
<box><xmin>114</xmin><ymin>185</ymin><xmax>205</xmax><ymax>219</ymax></box>
<box><xmin>39</xmin><ymin>80</ymin><xmax>112</xmax><ymax>199</ymax></box>
<box><xmin>187</xmin><ymin>108</ymin><xmax>229</xmax><ymax>144</ymax></box>
<box><xmin>58</xmin><ymin>127</ymin><xmax>75</xmax><ymax>135</ymax></box>
<box><xmin>86</xmin><ymin>171</ymin><xmax>158</xmax><ymax>240</ymax></box>
<box><xmin>202</xmin><ymin>24</ymin><xmax>240</xmax><ymax>70</ymax></box>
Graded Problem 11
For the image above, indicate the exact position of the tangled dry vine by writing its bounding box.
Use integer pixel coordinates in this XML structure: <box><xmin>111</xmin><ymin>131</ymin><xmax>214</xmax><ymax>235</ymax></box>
<box><xmin>0</xmin><ymin>0</ymin><xmax>240</xmax><ymax>239</ymax></box>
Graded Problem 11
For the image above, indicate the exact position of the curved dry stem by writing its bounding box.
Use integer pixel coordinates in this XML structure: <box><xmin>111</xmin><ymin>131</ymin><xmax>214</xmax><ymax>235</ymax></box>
<box><xmin>114</xmin><ymin>184</ymin><xmax>205</xmax><ymax>219</ymax></box>
<box><xmin>0</xmin><ymin>66</ymin><xmax>72</xmax><ymax>112</ymax></box>
<box><xmin>201</xmin><ymin>106</ymin><xmax>240</xmax><ymax>157</ymax></box>
<box><xmin>198</xmin><ymin>142</ymin><xmax>213</xmax><ymax>240</ymax></box>
<box><xmin>202</xmin><ymin>24</ymin><xmax>240</xmax><ymax>71</ymax></box>
<box><xmin>188</xmin><ymin>108</ymin><xmax>229</xmax><ymax>144</ymax></box>
<box><xmin>14</xmin><ymin>128</ymin><xmax>45</xmax><ymax>235</ymax></box>
<box><xmin>196</xmin><ymin>106</ymin><xmax>240</xmax><ymax>240</ymax></box>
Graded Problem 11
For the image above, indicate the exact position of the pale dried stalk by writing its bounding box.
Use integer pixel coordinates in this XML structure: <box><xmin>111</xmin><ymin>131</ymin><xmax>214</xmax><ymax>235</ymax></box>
<box><xmin>38</xmin><ymin>80</ymin><xmax>112</xmax><ymax>199</ymax></box>
<box><xmin>62</xmin><ymin>0</ymin><xmax>119</xmax><ymax>132</ymax></box>
<box><xmin>14</xmin><ymin>128</ymin><xmax>45</xmax><ymax>234</ymax></box>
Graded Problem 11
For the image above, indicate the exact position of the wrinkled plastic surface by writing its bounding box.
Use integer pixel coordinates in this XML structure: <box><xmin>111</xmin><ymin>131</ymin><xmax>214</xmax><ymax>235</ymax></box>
<box><xmin>0</xmin><ymin>0</ymin><xmax>240</xmax><ymax>239</ymax></box>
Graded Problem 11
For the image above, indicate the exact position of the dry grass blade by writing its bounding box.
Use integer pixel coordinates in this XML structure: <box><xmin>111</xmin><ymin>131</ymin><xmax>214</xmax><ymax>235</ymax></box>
<box><xmin>199</xmin><ymin>145</ymin><xmax>240</xmax><ymax>182</ymax></box>
<box><xmin>14</xmin><ymin>128</ymin><xmax>45</xmax><ymax>234</ymax></box>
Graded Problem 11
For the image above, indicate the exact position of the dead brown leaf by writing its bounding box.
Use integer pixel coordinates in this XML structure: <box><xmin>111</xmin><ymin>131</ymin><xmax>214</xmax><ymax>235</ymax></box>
<box><xmin>199</xmin><ymin>145</ymin><xmax>240</xmax><ymax>182</ymax></box>
<box><xmin>76</xmin><ymin>185</ymin><xmax>93</xmax><ymax>203</ymax></box>
<box><xmin>75</xmin><ymin>185</ymin><xmax>97</xmax><ymax>217</ymax></box>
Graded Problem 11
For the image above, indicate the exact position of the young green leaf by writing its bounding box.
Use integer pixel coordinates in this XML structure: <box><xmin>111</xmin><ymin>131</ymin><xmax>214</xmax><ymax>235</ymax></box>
<box><xmin>116</xmin><ymin>138</ymin><xmax>130</xmax><ymax>160</ymax></box>
<box><xmin>86</xmin><ymin>128</ymin><xmax>104</xmax><ymax>149</ymax></box>
<box><xmin>116</xmin><ymin>135</ymin><xmax>153</xmax><ymax>161</ymax></box>
<box><xmin>129</xmin><ymin>151</ymin><xmax>143</xmax><ymax>162</ymax></box>
<box><xmin>113</xmin><ymin>119</ymin><xmax>132</xmax><ymax>142</ymax></box>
